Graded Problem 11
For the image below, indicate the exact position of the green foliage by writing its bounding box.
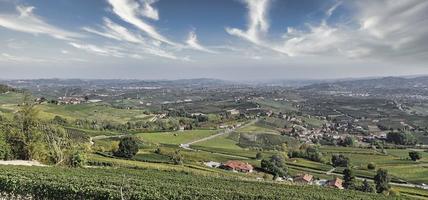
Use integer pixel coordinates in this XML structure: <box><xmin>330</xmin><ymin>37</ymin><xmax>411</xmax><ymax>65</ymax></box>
<box><xmin>256</xmin><ymin>152</ymin><xmax>263</xmax><ymax>160</ymax></box>
<box><xmin>331</xmin><ymin>154</ymin><xmax>349</xmax><ymax>167</ymax></box>
<box><xmin>338</xmin><ymin>136</ymin><xmax>355</xmax><ymax>147</ymax></box>
<box><xmin>6</xmin><ymin>95</ymin><xmax>44</xmax><ymax>160</ymax></box>
<box><xmin>343</xmin><ymin>168</ymin><xmax>356</xmax><ymax>189</ymax></box>
<box><xmin>261</xmin><ymin>154</ymin><xmax>288</xmax><ymax>178</ymax></box>
<box><xmin>386</xmin><ymin>132</ymin><xmax>416</xmax><ymax>145</ymax></box>
<box><xmin>0</xmin><ymin>165</ymin><xmax>400</xmax><ymax>200</ymax></box>
<box><xmin>0</xmin><ymin>138</ymin><xmax>11</xmax><ymax>160</ymax></box>
<box><xmin>68</xmin><ymin>151</ymin><xmax>86</xmax><ymax>168</ymax></box>
<box><xmin>114</xmin><ymin>137</ymin><xmax>139</xmax><ymax>158</ymax></box>
<box><xmin>374</xmin><ymin>168</ymin><xmax>391</xmax><ymax>193</ymax></box>
<box><xmin>288</xmin><ymin>145</ymin><xmax>323</xmax><ymax>162</ymax></box>
<box><xmin>359</xmin><ymin>179</ymin><xmax>375</xmax><ymax>193</ymax></box>
<box><xmin>171</xmin><ymin>150</ymin><xmax>183</xmax><ymax>165</ymax></box>
<box><xmin>408</xmin><ymin>151</ymin><xmax>422</xmax><ymax>161</ymax></box>
<box><xmin>367</xmin><ymin>162</ymin><xmax>376</xmax><ymax>170</ymax></box>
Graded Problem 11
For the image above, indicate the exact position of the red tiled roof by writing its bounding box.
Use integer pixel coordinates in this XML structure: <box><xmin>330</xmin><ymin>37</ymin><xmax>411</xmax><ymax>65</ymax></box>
<box><xmin>294</xmin><ymin>174</ymin><xmax>313</xmax><ymax>182</ymax></box>
<box><xmin>328</xmin><ymin>178</ymin><xmax>343</xmax><ymax>189</ymax></box>
<box><xmin>223</xmin><ymin>160</ymin><xmax>253</xmax><ymax>171</ymax></box>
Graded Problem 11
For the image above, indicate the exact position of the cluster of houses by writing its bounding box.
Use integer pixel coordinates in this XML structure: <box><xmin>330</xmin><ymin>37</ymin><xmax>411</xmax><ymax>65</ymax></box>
<box><xmin>292</xmin><ymin>174</ymin><xmax>344</xmax><ymax>189</ymax></box>
<box><xmin>204</xmin><ymin>160</ymin><xmax>344</xmax><ymax>190</ymax></box>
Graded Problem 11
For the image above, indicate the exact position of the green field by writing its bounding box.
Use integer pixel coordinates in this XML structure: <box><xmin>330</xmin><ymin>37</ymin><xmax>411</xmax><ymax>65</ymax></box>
<box><xmin>136</xmin><ymin>130</ymin><xmax>217</xmax><ymax>145</ymax></box>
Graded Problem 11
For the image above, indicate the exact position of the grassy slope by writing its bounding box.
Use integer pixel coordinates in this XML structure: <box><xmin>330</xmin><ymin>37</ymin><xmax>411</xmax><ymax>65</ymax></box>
<box><xmin>136</xmin><ymin>130</ymin><xmax>217</xmax><ymax>145</ymax></box>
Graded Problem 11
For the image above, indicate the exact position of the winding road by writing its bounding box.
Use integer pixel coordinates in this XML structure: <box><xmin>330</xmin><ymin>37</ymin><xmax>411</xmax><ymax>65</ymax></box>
<box><xmin>180</xmin><ymin>119</ymin><xmax>259</xmax><ymax>151</ymax></box>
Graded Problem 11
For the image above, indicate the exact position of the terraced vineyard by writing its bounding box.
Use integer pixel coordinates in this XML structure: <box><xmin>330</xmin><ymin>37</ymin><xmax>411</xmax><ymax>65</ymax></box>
<box><xmin>0</xmin><ymin>165</ymin><xmax>406</xmax><ymax>200</ymax></box>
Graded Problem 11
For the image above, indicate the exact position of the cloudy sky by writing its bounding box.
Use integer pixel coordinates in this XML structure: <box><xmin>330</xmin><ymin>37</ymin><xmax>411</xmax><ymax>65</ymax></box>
<box><xmin>0</xmin><ymin>0</ymin><xmax>427</xmax><ymax>80</ymax></box>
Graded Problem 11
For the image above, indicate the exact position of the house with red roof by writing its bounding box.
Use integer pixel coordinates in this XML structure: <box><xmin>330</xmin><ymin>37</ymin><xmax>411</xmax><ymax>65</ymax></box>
<box><xmin>221</xmin><ymin>160</ymin><xmax>253</xmax><ymax>173</ymax></box>
<box><xmin>293</xmin><ymin>174</ymin><xmax>313</xmax><ymax>184</ymax></box>
<box><xmin>327</xmin><ymin>177</ymin><xmax>344</xmax><ymax>189</ymax></box>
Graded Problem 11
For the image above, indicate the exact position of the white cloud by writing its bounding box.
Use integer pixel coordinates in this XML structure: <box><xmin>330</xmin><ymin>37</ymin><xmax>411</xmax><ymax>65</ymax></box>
<box><xmin>0</xmin><ymin>6</ymin><xmax>82</xmax><ymax>40</ymax></box>
<box><xmin>226</xmin><ymin>0</ymin><xmax>270</xmax><ymax>45</ymax></box>
<box><xmin>69</xmin><ymin>42</ymin><xmax>125</xmax><ymax>58</ymax></box>
<box><xmin>83</xmin><ymin>17</ymin><xmax>144</xmax><ymax>44</ymax></box>
<box><xmin>107</xmin><ymin>0</ymin><xmax>176</xmax><ymax>46</ymax></box>
<box><xmin>140</xmin><ymin>0</ymin><xmax>159</xmax><ymax>20</ymax></box>
<box><xmin>185</xmin><ymin>31</ymin><xmax>217</xmax><ymax>53</ymax></box>
<box><xmin>229</xmin><ymin>0</ymin><xmax>428</xmax><ymax>62</ymax></box>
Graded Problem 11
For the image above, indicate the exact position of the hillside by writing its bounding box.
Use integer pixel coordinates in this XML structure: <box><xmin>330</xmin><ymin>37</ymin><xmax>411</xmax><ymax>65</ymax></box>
<box><xmin>0</xmin><ymin>165</ymin><xmax>406</xmax><ymax>200</ymax></box>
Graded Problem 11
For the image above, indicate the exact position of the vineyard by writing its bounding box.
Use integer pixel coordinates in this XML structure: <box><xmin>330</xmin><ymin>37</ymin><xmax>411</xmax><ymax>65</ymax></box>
<box><xmin>0</xmin><ymin>165</ymin><xmax>406</xmax><ymax>200</ymax></box>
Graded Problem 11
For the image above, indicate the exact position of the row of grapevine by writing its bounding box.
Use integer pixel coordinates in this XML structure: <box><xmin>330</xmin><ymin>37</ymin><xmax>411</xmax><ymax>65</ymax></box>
<box><xmin>0</xmin><ymin>165</ymin><xmax>406</xmax><ymax>200</ymax></box>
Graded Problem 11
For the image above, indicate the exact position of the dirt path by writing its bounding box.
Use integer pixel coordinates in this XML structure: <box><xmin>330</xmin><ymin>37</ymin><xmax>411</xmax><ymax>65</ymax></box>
<box><xmin>0</xmin><ymin>160</ymin><xmax>46</xmax><ymax>167</ymax></box>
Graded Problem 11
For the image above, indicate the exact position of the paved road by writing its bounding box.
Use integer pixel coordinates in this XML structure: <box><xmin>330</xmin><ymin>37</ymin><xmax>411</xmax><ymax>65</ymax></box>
<box><xmin>180</xmin><ymin>119</ymin><xmax>258</xmax><ymax>151</ymax></box>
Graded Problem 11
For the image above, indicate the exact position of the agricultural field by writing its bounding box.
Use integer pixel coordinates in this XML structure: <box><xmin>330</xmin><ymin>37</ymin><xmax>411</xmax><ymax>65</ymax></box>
<box><xmin>136</xmin><ymin>130</ymin><xmax>217</xmax><ymax>145</ymax></box>
<box><xmin>0</xmin><ymin>165</ymin><xmax>407</xmax><ymax>200</ymax></box>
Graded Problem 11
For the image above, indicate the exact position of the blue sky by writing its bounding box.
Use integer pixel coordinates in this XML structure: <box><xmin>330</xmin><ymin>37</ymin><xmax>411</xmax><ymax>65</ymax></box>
<box><xmin>0</xmin><ymin>0</ymin><xmax>427</xmax><ymax>80</ymax></box>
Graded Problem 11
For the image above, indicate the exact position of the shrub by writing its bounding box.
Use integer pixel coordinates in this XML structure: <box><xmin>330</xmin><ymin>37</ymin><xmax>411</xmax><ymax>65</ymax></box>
<box><xmin>68</xmin><ymin>151</ymin><xmax>86</xmax><ymax>167</ymax></box>
<box><xmin>367</xmin><ymin>162</ymin><xmax>376</xmax><ymax>170</ymax></box>
<box><xmin>409</xmin><ymin>151</ymin><xmax>422</xmax><ymax>161</ymax></box>
<box><xmin>114</xmin><ymin>137</ymin><xmax>139</xmax><ymax>158</ymax></box>
<box><xmin>0</xmin><ymin>140</ymin><xmax>12</xmax><ymax>160</ymax></box>
<box><xmin>331</xmin><ymin>154</ymin><xmax>349</xmax><ymax>167</ymax></box>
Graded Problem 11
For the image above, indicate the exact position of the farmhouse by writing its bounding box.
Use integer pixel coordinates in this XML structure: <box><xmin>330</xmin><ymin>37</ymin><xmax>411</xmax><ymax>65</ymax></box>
<box><xmin>221</xmin><ymin>160</ymin><xmax>253</xmax><ymax>173</ymax></box>
<box><xmin>326</xmin><ymin>177</ymin><xmax>344</xmax><ymax>189</ymax></box>
<box><xmin>293</xmin><ymin>174</ymin><xmax>313</xmax><ymax>184</ymax></box>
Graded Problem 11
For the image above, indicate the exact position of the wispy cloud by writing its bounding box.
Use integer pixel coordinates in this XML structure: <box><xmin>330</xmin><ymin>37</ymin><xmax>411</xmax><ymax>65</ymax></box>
<box><xmin>0</xmin><ymin>52</ymin><xmax>49</xmax><ymax>63</ymax></box>
<box><xmin>185</xmin><ymin>31</ymin><xmax>217</xmax><ymax>53</ymax></box>
<box><xmin>0</xmin><ymin>6</ymin><xmax>82</xmax><ymax>40</ymax></box>
<box><xmin>107</xmin><ymin>0</ymin><xmax>176</xmax><ymax>46</ymax></box>
<box><xmin>83</xmin><ymin>17</ymin><xmax>144</xmax><ymax>44</ymax></box>
<box><xmin>228</xmin><ymin>0</ymin><xmax>428</xmax><ymax>62</ymax></box>
<box><xmin>69</xmin><ymin>42</ymin><xmax>125</xmax><ymax>58</ymax></box>
<box><xmin>226</xmin><ymin>0</ymin><xmax>270</xmax><ymax>45</ymax></box>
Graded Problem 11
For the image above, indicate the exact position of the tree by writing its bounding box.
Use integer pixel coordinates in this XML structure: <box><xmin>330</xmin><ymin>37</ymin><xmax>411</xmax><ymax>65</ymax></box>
<box><xmin>360</xmin><ymin>179</ymin><xmax>375</xmax><ymax>193</ymax></box>
<box><xmin>256</xmin><ymin>152</ymin><xmax>263</xmax><ymax>160</ymax></box>
<box><xmin>114</xmin><ymin>137</ymin><xmax>139</xmax><ymax>158</ymax></box>
<box><xmin>386</xmin><ymin>132</ymin><xmax>416</xmax><ymax>145</ymax></box>
<box><xmin>171</xmin><ymin>150</ymin><xmax>183</xmax><ymax>165</ymax></box>
<box><xmin>374</xmin><ymin>168</ymin><xmax>391</xmax><ymax>193</ymax></box>
<box><xmin>7</xmin><ymin>94</ymin><xmax>43</xmax><ymax>160</ymax></box>
<box><xmin>339</xmin><ymin>136</ymin><xmax>355</xmax><ymax>147</ymax></box>
<box><xmin>331</xmin><ymin>154</ymin><xmax>350</xmax><ymax>167</ymax></box>
<box><xmin>261</xmin><ymin>154</ymin><xmax>288</xmax><ymax>178</ymax></box>
<box><xmin>409</xmin><ymin>151</ymin><xmax>422</xmax><ymax>161</ymax></box>
<box><xmin>43</xmin><ymin>125</ymin><xmax>70</xmax><ymax>165</ymax></box>
<box><xmin>343</xmin><ymin>168</ymin><xmax>356</xmax><ymax>189</ymax></box>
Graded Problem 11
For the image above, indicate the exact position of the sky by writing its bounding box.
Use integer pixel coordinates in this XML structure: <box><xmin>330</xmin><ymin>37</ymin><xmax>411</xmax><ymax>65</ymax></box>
<box><xmin>0</xmin><ymin>0</ymin><xmax>427</xmax><ymax>80</ymax></box>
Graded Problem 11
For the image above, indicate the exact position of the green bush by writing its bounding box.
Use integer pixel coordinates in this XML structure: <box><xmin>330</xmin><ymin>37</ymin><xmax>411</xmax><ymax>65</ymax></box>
<box><xmin>367</xmin><ymin>162</ymin><xmax>376</xmax><ymax>170</ymax></box>
<box><xmin>68</xmin><ymin>151</ymin><xmax>86</xmax><ymax>167</ymax></box>
<box><xmin>114</xmin><ymin>137</ymin><xmax>139</xmax><ymax>158</ymax></box>
<box><xmin>0</xmin><ymin>140</ymin><xmax>12</xmax><ymax>160</ymax></box>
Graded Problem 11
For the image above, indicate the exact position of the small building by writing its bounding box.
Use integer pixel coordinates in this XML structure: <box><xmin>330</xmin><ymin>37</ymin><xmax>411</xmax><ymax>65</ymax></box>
<box><xmin>327</xmin><ymin>177</ymin><xmax>344</xmax><ymax>189</ymax></box>
<box><xmin>227</xmin><ymin>109</ymin><xmax>240</xmax><ymax>116</ymax></box>
<box><xmin>293</xmin><ymin>174</ymin><xmax>313</xmax><ymax>184</ymax></box>
<box><xmin>221</xmin><ymin>160</ymin><xmax>253</xmax><ymax>173</ymax></box>
<box><xmin>204</xmin><ymin>161</ymin><xmax>221</xmax><ymax>168</ymax></box>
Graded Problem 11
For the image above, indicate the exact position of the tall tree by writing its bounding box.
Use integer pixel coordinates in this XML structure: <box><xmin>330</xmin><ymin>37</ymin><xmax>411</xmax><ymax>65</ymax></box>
<box><xmin>374</xmin><ymin>168</ymin><xmax>391</xmax><ymax>193</ymax></box>
<box><xmin>8</xmin><ymin>94</ymin><xmax>42</xmax><ymax>160</ymax></box>
<box><xmin>343</xmin><ymin>168</ymin><xmax>356</xmax><ymax>189</ymax></box>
